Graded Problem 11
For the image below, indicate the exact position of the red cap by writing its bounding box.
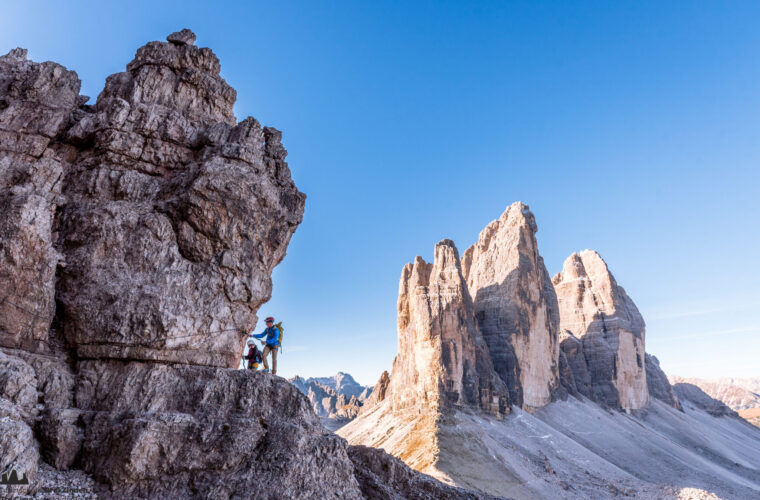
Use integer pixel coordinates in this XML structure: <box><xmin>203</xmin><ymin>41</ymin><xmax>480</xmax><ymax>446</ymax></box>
<box><xmin>265</xmin><ymin>317</ymin><xmax>274</xmax><ymax>323</ymax></box>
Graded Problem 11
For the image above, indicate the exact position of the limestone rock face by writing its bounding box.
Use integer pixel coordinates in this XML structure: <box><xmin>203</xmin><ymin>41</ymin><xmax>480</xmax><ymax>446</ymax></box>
<box><xmin>1</xmin><ymin>31</ymin><xmax>492</xmax><ymax>499</ymax></box>
<box><xmin>363</xmin><ymin>370</ymin><xmax>390</xmax><ymax>409</ymax></box>
<box><xmin>552</xmin><ymin>250</ymin><xmax>648</xmax><ymax>411</ymax></box>
<box><xmin>462</xmin><ymin>202</ymin><xmax>560</xmax><ymax>410</ymax></box>
<box><xmin>74</xmin><ymin>362</ymin><xmax>362</xmax><ymax>498</ymax></box>
<box><xmin>58</xmin><ymin>34</ymin><xmax>305</xmax><ymax>368</ymax></box>
<box><xmin>645</xmin><ymin>354</ymin><xmax>682</xmax><ymax>410</ymax></box>
<box><xmin>0</xmin><ymin>48</ymin><xmax>79</xmax><ymax>353</ymax></box>
<box><xmin>309</xmin><ymin>371</ymin><xmax>371</xmax><ymax>400</ymax></box>
<box><xmin>387</xmin><ymin>239</ymin><xmax>509</xmax><ymax>416</ymax></box>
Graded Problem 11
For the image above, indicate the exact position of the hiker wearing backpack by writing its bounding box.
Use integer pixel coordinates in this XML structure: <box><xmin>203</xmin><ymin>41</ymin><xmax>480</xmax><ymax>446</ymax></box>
<box><xmin>251</xmin><ymin>316</ymin><xmax>281</xmax><ymax>375</ymax></box>
<box><xmin>242</xmin><ymin>339</ymin><xmax>263</xmax><ymax>370</ymax></box>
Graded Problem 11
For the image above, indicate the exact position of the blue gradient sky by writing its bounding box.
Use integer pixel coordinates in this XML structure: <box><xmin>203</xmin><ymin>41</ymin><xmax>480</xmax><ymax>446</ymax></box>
<box><xmin>4</xmin><ymin>1</ymin><xmax>758</xmax><ymax>385</ymax></box>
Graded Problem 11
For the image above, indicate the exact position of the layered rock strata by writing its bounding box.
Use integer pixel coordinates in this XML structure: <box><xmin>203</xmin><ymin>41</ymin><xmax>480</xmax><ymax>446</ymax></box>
<box><xmin>386</xmin><ymin>239</ymin><xmax>510</xmax><ymax>416</ymax></box>
<box><xmin>552</xmin><ymin>250</ymin><xmax>648</xmax><ymax>410</ymax></box>
<box><xmin>0</xmin><ymin>31</ymin><xmax>491</xmax><ymax>499</ymax></box>
<box><xmin>461</xmin><ymin>202</ymin><xmax>561</xmax><ymax>410</ymax></box>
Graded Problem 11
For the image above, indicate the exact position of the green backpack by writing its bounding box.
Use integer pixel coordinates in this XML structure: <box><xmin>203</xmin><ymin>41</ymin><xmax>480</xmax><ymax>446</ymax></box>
<box><xmin>274</xmin><ymin>321</ymin><xmax>284</xmax><ymax>351</ymax></box>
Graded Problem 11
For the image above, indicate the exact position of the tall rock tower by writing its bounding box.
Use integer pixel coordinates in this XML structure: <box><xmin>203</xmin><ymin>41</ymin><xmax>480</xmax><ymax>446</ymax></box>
<box><xmin>552</xmin><ymin>250</ymin><xmax>648</xmax><ymax>411</ymax></box>
<box><xmin>388</xmin><ymin>239</ymin><xmax>510</xmax><ymax>416</ymax></box>
<box><xmin>461</xmin><ymin>202</ymin><xmax>561</xmax><ymax>410</ymax></box>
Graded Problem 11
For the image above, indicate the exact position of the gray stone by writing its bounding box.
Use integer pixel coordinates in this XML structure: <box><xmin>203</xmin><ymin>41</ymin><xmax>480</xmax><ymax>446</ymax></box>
<box><xmin>462</xmin><ymin>202</ymin><xmax>561</xmax><ymax>410</ymax></box>
<box><xmin>166</xmin><ymin>29</ymin><xmax>197</xmax><ymax>46</ymax></box>
<box><xmin>553</xmin><ymin>250</ymin><xmax>648</xmax><ymax>411</ymax></box>
<box><xmin>386</xmin><ymin>240</ymin><xmax>509</xmax><ymax>416</ymax></box>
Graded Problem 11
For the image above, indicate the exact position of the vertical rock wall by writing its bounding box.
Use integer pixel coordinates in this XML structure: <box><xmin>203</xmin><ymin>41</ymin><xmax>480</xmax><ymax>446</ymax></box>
<box><xmin>462</xmin><ymin>202</ymin><xmax>560</xmax><ymax>410</ymax></box>
<box><xmin>387</xmin><ymin>240</ymin><xmax>509</xmax><ymax>416</ymax></box>
<box><xmin>0</xmin><ymin>49</ymin><xmax>80</xmax><ymax>354</ymax></box>
<box><xmin>552</xmin><ymin>250</ymin><xmax>648</xmax><ymax>411</ymax></box>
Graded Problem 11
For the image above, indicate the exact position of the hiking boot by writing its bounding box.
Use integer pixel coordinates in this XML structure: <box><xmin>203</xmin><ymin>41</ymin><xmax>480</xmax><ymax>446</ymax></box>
<box><xmin>263</xmin><ymin>368</ymin><xmax>271</xmax><ymax>374</ymax></box>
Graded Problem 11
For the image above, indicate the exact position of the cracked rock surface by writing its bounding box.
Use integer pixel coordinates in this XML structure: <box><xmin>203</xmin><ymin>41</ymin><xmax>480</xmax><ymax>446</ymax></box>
<box><xmin>0</xmin><ymin>30</ymin><xmax>491</xmax><ymax>499</ymax></box>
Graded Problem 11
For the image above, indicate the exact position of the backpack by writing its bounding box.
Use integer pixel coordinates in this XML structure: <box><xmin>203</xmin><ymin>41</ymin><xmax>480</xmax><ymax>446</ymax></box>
<box><xmin>274</xmin><ymin>321</ymin><xmax>284</xmax><ymax>351</ymax></box>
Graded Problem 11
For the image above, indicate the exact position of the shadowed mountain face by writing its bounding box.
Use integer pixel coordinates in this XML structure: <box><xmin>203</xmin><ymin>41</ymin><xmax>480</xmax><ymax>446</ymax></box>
<box><xmin>0</xmin><ymin>31</ymin><xmax>492</xmax><ymax>499</ymax></box>
<box><xmin>461</xmin><ymin>203</ymin><xmax>561</xmax><ymax>411</ymax></box>
<box><xmin>552</xmin><ymin>250</ymin><xmax>648</xmax><ymax>411</ymax></box>
<box><xmin>339</xmin><ymin>203</ymin><xmax>760</xmax><ymax>499</ymax></box>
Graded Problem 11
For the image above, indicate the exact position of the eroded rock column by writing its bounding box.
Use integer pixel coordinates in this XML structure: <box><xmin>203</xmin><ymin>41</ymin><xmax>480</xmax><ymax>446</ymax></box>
<box><xmin>462</xmin><ymin>202</ymin><xmax>560</xmax><ymax>410</ymax></box>
<box><xmin>552</xmin><ymin>250</ymin><xmax>648</xmax><ymax>411</ymax></box>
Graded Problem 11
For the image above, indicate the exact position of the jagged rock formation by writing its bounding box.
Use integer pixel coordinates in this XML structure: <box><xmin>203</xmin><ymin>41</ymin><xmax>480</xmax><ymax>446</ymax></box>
<box><xmin>387</xmin><ymin>240</ymin><xmax>509</xmax><ymax>416</ymax></box>
<box><xmin>461</xmin><ymin>202</ymin><xmax>560</xmax><ymax>410</ymax></box>
<box><xmin>340</xmin><ymin>204</ymin><xmax>760</xmax><ymax>499</ymax></box>
<box><xmin>552</xmin><ymin>250</ymin><xmax>648</xmax><ymax>411</ymax></box>
<box><xmin>340</xmin><ymin>239</ymin><xmax>510</xmax><ymax>477</ymax></box>
<box><xmin>290</xmin><ymin>373</ymin><xmax>372</xmax><ymax>429</ymax></box>
<box><xmin>723</xmin><ymin>377</ymin><xmax>760</xmax><ymax>395</ymax></box>
<box><xmin>0</xmin><ymin>31</ymin><xmax>494</xmax><ymax>500</ymax></box>
<box><xmin>669</xmin><ymin>376</ymin><xmax>760</xmax><ymax>411</ymax></box>
<box><xmin>645</xmin><ymin>354</ymin><xmax>682</xmax><ymax>410</ymax></box>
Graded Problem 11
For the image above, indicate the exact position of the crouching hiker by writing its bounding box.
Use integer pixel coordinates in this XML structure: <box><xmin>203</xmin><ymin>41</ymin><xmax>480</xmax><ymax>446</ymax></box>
<box><xmin>243</xmin><ymin>339</ymin><xmax>263</xmax><ymax>370</ymax></box>
<box><xmin>251</xmin><ymin>316</ymin><xmax>281</xmax><ymax>375</ymax></box>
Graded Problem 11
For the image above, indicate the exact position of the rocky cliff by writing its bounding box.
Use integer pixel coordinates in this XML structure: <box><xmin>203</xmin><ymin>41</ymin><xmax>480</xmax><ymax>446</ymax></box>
<box><xmin>461</xmin><ymin>202</ymin><xmax>560</xmax><ymax>410</ymax></box>
<box><xmin>387</xmin><ymin>240</ymin><xmax>510</xmax><ymax>417</ymax></box>
<box><xmin>339</xmin><ymin>204</ymin><xmax>759</xmax><ymax>499</ymax></box>
<box><xmin>552</xmin><ymin>250</ymin><xmax>648</xmax><ymax>411</ymax></box>
<box><xmin>0</xmin><ymin>31</ymin><xmax>495</xmax><ymax>500</ymax></box>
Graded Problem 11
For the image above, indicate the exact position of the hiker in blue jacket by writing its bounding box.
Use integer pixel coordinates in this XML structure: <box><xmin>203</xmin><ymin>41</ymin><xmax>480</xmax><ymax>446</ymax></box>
<box><xmin>252</xmin><ymin>316</ymin><xmax>280</xmax><ymax>375</ymax></box>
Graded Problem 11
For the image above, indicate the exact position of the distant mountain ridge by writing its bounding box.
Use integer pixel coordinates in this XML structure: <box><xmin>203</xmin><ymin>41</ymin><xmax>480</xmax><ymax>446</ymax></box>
<box><xmin>669</xmin><ymin>376</ymin><xmax>760</xmax><ymax>411</ymax></box>
<box><xmin>290</xmin><ymin>373</ymin><xmax>373</xmax><ymax>430</ymax></box>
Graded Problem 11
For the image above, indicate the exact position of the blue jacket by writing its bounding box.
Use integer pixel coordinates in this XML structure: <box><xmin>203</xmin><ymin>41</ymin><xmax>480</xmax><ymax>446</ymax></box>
<box><xmin>253</xmin><ymin>326</ymin><xmax>280</xmax><ymax>346</ymax></box>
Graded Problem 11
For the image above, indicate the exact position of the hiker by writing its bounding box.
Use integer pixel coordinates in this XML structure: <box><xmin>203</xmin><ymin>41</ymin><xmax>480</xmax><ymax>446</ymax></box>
<box><xmin>251</xmin><ymin>316</ymin><xmax>280</xmax><ymax>375</ymax></box>
<box><xmin>242</xmin><ymin>339</ymin><xmax>262</xmax><ymax>371</ymax></box>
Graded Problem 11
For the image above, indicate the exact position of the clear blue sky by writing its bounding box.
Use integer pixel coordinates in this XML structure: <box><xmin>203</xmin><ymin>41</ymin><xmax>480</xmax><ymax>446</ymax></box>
<box><xmin>5</xmin><ymin>1</ymin><xmax>758</xmax><ymax>385</ymax></box>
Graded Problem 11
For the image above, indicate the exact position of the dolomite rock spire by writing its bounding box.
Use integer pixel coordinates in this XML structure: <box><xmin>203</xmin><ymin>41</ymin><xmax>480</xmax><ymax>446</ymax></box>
<box><xmin>461</xmin><ymin>202</ymin><xmax>561</xmax><ymax>410</ymax></box>
<box><xmin>552</xmin><ymin>250</ymin><xmax>648</xmax><ymax>410</ymax></box>
<box><xmin>387</xmin><ymin>239</ymin><xmax>509</xmax><ymax>416</ymax></box>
